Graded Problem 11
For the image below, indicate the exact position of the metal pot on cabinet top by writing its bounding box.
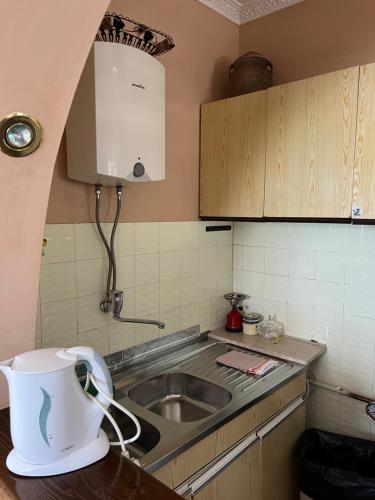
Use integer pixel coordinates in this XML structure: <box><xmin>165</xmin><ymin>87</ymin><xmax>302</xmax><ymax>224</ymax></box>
<box><xmin>228</xmin><ymin>51</ymin><xmax>273</xmax><ymax>98</ymax></box>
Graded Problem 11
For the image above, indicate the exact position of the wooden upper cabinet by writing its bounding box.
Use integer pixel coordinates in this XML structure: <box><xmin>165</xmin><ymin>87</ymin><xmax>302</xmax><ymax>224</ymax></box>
<box><xmin>200</xmin><ymin>91</ymin><xmax>267</xmax><ymax>218</ymax></box>
<box><xmin>264</xmin><ymin>67</ymin><xmax>359</xmax><ymax>218</ymax></box>
<box><xmin>352</xmin><ymin>63</ymin><xmax>375</xmax><ymax>219</ymax></box>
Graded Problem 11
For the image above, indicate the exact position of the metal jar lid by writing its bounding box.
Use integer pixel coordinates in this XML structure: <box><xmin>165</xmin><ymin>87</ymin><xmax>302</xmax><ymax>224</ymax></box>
<box><xmin>242</xmin><ymin>313</ymin><xmax>263</xmax><ymax>324</ymax></box>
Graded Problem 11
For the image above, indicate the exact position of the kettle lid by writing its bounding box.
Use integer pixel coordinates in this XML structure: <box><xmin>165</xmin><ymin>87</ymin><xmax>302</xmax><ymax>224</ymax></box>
<box><xmin>10</xmin><ymin>348</ymin><xmax>75</xmax><ymax>374</ymax></box>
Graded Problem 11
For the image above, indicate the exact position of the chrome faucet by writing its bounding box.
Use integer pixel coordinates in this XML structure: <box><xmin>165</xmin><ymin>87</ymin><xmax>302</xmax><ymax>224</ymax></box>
<box><xmin>101</xmin><ymin>290</ymin><xmax>165</xmax><ymax>329</ymax></box>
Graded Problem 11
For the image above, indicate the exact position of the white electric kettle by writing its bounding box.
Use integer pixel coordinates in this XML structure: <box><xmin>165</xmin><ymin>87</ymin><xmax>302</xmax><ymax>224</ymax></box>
<box><xmin>0</xmin><ymin>346</ymin><xmax>113</xmax><ymax>476</ymax></box>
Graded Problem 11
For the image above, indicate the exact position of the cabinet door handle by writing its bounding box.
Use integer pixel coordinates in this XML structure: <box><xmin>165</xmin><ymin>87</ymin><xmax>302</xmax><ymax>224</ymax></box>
<box><xmin>257</xmin><ymin>395</ymin><xmax>304</xmax><ymax>439</ymax></box>
<box><xmin>187</xmin><ymin>433</ymin><xmax>258</xmax><ymax>496</ymax></box>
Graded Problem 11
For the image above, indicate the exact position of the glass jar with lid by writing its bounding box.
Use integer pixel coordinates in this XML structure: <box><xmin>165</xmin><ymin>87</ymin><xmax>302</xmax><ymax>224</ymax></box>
<box><xmin>242</xmin><ymin>313</ymin><xmax>263</xmax><ymax>336</ymax></box>
<box><xmin>257</xmin><ymin>315</ymin><xmax>284</xmax><ymax>340</ymax></box>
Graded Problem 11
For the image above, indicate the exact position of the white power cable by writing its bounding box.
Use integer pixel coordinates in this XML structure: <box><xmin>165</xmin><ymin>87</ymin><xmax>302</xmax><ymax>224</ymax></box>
<box><xmin>87</xmin><ymin>392</ymin><xmax>129</xmax><ymax>458</ymax></box>
<box><xmin>86</xmin><ymin>373</ymin><xmax>141</xmax><ymax>448</ymax></box>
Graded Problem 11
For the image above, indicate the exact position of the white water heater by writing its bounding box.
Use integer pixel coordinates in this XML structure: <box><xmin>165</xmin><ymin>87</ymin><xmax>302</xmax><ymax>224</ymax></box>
<box><xmin>66</xmin><ymin>42</ymin><xmax>165</xmax><ymax>186</ymax></box>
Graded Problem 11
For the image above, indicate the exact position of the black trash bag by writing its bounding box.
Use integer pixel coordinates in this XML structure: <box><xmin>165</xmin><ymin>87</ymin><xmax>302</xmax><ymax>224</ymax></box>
<box><xmin>297</xmin><ymin>428</ymin><xmax>375</xmax><ymax>500</ymax></box>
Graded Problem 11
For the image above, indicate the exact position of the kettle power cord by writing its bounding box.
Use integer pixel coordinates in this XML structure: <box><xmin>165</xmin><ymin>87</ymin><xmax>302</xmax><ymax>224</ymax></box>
<box><xmin>85</xmin><ymin>373</ymin><xmax>141</xmax><ymax>464</ymax></box>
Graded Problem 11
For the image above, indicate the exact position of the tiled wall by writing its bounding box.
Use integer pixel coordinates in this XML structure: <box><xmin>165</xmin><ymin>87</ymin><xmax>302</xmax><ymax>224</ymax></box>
<box><xmin>233</xmin><ymin>221</ymin><xmax>375</xmax><ymax>439</ymax></box>
<box><xmin>37</xmin><ymin>218</ymin><xmax>375</xmax><ymax>439</ymax></box>
<box><xmin>36</xmin><ymin>221</ymin><xmax>232</xmax><ymax>355</ymax></box>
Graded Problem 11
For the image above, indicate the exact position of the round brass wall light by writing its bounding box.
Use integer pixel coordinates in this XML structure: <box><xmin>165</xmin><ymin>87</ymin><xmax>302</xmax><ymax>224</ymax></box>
<box><xmin>0</xmin><ymin>113</ymin><xmax>42</xmax><ymax>157</ymax></box>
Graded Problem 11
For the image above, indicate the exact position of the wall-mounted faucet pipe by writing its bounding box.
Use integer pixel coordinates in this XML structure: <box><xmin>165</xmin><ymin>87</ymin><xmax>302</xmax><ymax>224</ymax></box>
<box><xmin>95</xmin><ymin>185</ymin><xmax>165</xmax><ymax>330</ymax></box>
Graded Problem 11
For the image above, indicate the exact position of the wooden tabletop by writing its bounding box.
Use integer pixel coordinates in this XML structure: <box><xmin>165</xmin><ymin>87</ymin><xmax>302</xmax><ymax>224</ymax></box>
<box><xmin>209</xmin><ymin>328</ymin><xmax>326</xmax><ymax>365</ymax></box>
<box><xmin>0</xmin><ymin>408</ymin><xmax>181</xmax><ymax>500</ymax></box>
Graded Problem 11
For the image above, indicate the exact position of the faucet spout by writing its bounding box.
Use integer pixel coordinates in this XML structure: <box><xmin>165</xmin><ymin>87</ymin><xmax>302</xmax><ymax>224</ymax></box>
<box><xmin>101</xmin><ymin>290</ymin><xmax>165</xmax><ymax>329</ymax></box>
<box><xmin>113</xmin><ymin>315</ymin><xmax>165</xmax><ymax>329</ymax></box>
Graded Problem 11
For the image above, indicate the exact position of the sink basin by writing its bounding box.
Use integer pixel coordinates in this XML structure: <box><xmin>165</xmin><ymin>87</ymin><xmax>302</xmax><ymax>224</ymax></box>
<box><xmin>101</xmin><ymin>407</ymin><xmax>160</xmax><ymax>458</ymax></box>
<box><xmin>128</xmin><ymin>372</ymin><xmax>232</xmax><ymax>422</ymax></box>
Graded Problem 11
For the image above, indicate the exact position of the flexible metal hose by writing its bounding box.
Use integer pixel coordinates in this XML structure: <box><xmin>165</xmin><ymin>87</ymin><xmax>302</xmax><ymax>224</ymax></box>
<box><xmin>110</xmin><ymin>187</ymin><xmax>122</xmax><ymax>291</ymax></box>
<box><xmin>95</xmin><ymin>186</ymin><xmax>113</xmax><ymax>293</ymax></box>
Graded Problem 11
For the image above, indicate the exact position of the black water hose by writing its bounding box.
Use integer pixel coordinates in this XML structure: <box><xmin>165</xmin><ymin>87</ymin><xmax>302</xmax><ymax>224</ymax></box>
<box><xmin>95</xmin><ymin>185</ymin><xmax>113</xmax><ymax>293</ymax></box>
<box><xmin>110</xmin><ymin>186</ymin><xmax>122</xmax><ymax>291</ymax></box>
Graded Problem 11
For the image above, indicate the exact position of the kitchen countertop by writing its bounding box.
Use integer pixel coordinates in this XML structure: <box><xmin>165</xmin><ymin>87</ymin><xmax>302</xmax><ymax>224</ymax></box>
<box><xmin>0</xmin><ymin>409</ymin><xmax>181</xmax><ymax>500</ymax></box>
<box><xmin>209</xmin><ymin>328</ymin><xmax>326</xmax><ymax>365</ymax></box>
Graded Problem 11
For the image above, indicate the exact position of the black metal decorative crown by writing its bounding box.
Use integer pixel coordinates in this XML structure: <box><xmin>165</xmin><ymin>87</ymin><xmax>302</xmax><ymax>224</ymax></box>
<box><xmin>95</xmin><ymin>12</ymin><xmax>175</xmax><ymax>57</ymax></box>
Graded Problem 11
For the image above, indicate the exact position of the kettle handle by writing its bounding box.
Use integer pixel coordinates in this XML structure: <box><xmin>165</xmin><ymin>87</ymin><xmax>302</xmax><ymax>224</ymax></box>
<box><xmin>66</xmin><ymin>346</ymin><xmax>113</xmax><ymax>406</ymax></box>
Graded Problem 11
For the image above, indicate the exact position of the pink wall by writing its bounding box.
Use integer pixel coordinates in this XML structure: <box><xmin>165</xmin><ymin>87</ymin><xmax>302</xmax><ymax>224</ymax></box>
<box><xmin>45</xmin><ymin>0</ymin><xmax>239</xmax><ymax>224</ymax></box>
<box><xmin>239</xmin><ymin>0</ymin><xmax>375</xmax><ymax>85</ymax></box>
<box><xmin>0</xmin><ymin>0</ymin><xmax>109</xmax><ymax>408</ymax></box>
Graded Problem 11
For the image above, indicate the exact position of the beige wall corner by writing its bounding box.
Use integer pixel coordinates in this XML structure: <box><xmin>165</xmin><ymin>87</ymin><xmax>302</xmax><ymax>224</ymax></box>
<box><xmin>0</xmin><ymin>0</ymin><xmax>110</xmax><ymax>408</ymax></box>
<box><xmin>239</xmin><ymin>0</ymin><xmax>375</xmax><ymax>85</ymax></box>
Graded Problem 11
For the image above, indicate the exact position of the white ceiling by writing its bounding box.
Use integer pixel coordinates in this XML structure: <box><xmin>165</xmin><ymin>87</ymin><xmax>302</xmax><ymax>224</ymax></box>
<box><xmin>197</xmin><ymin>0</ymin><xmax>304</xmax><ymax>25</ymax></box>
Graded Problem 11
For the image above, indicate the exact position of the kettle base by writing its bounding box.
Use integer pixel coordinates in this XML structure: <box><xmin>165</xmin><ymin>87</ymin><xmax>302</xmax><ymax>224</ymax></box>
<box><xmin>6</xmin><ymin>428</ymin><xmax>110</xmax><ymax>477</ymax></box>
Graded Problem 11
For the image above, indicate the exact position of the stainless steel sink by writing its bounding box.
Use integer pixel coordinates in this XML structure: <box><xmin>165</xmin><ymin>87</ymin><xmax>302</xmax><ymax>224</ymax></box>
<box><xmin>101</xmin><ymin>409</ymin><xmax>160</xmax><ymax>458</ymax></box>
<box><xmin>128</xmin><ymin>372</ymin><xmax>232</xmax><ymax>422</ymax></box>
<box><xmin>110</xmin><ymin>335</ymin><xmax>305</xmax><ymax>471</ymax></box>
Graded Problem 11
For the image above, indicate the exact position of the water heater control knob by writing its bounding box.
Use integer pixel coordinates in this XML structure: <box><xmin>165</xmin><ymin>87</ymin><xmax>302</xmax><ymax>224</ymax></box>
<box><xmin>133</xmin><ymin>162</ymin><xmax>145</xmax><ymax>177</ymax></box>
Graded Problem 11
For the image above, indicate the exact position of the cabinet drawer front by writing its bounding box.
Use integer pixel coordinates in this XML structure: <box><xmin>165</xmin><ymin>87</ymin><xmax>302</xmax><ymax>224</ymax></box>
<box><xmin>265</xmin><ymin>66</ymin><xmax>358</xmax><ymax>218</ymax></box>
<box><xmin>153</xmin><ymin>373</ymin><xmax>306</xmax><ymax>489</ymax></box>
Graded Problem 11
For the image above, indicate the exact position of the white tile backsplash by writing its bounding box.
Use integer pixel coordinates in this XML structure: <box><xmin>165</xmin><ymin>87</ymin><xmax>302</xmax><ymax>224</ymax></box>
<box><xmin>75</xmin><ymin>223</ymin><xmax>107</xmax><ymax>261</ymax></box>
<box><xmin>40</xmin><ymin>262</ymin><xmax>76</xmax><ymax>303</ymax></box>
<box><xmin>316</xmin><ymin>224</ymin><xmax>347</xmax><ymax>253</ymax></box>
<box><xmin>112</xmin><ymin>223</ymin><xmax>135</xmax><ymax>256</ymax></box>
<box><xmin>38</xmin><ymin>219</ymin><xmax>375</xmax><ymax>442</ymax></box>
<box><xmin>242</xmin><ymin>222</ymin><xmax>265</xmax><ymax>247</ymax></box>
<box><xmin>345</xmin><ymin>253</ymin><xmax>375</xmax><ymax>286</ymax></box>
<box><xmin>136</xmin><ymin>283</ymin><xmax>159</xmax><ymax>317</ymax></box>
<box><xmin>78</xmin><ymin>327</ymin><xmax>109</xmax><ymax>356</ymax></box>
<box><xmin>76</xmin><ymin>259</ymin><xmax>107</xmax><ymax>297</ymax></box>
<box><xmin>181</xmin><ymin>249</ymin><xmax>199</xmax><ymax>277</ymax></box>
<box><xmin>242</xmin><ymin>271</ymin><xmax>264</xmax><ymax>298</ymax></box>
<box><xmin>159</xmin><ymin>222</ymin><xmax>180</xmax><ymax>252</ymax></box>
<box><xmin>288</xmin><ymin>277</ymin><xmax>316</xmax><ymax>306</ymax></box>
<box><xmin>160</xmin><ymin>307</ymin><xmax>181</xmax><ymax>336</ymax></box>
<box><xmin>236</xmin><ymin>220</ymin><xmax>375</xmax><ymax>440</ymax></box>
<box><xmin>264</xmin><ymin>274</ymin><xmax>287</xmax><ymax>302</ymax></box>
<box><xmin>41</xmin><ymin>298</ymin><xmax>77</xmax><ymax>341</ymax></box>
<box><xmin>181</xmin><ymin>276</ymin><xmax>199</xmax><ymax>306</ymax></box>
<box><xmin>265</xmin><ymin>222</ymin><xmax>289</xmax><ymax>249</ymax></box>
<box><xmin>289</xmin><ymin>223</ymin><xmax>317</xmax><ymax>250</ymax></box>
<box><xmin>343</xmin><ymin>314</ymin><xmax>375</xmax><ymax>350</ymax></box>
<box><xmin>38</xmin><ymin>221</ymin><xmax>232</xmax><ymax>354</ymax></box>
<box><xmin>136</xmin><ymin>253</ymin><xmax>159</xmax><ymax>286</ymax></box>
<box><xmin>42</xmin><ymin>224</ymin><xmax>75</xmax><ymax>264</ymax></box>
<box><xmin>344</xmin><ymin>283</ymin><xmax>375</xmax><ymax>319</ymax></box>
<box><xmin>180</xmin><ymin>222</ymin><xmax>200</xmax><ymax>250</ymax></box>
<box><xmin>160</xmin><ymin>250</ymin><xmax>181</xmax><ymax>282</ymax></box>
<box><xmin>316</xmin><ymin>251</ymin><xmax>345</xmax><ymax>283</ymax></box>
<box><xmin>316</xmin><ymin>281</ymin><xmax>345</xmax><ymax>313</ymax></box>
<box><xmin>77</xmin><ymin>294</ymin><xmax>108</xmax><ymax>333</ymax></box>
<box><xmin>289</xmin><ymin>250</ymin><xmax>315</xmax><ymax>279</ymax></box>
<box><xmin>341</xmin><ymin>344</ymin><xmax>374</xmax><ymax>396</ymax></box>
<box><xmin>265</xmin><ymin>248</ymin><xmax>288</xmax><ymax>276</ymax></box>
<box><xmin>160</xmin><ymin>279</ymin><xmax>180</xmax><ymax>311</ymax></box>
<box><xmin>199</xmin><ymin>247</ymin><xmax>217</xmax><ymax>274</ymax></box>
<box><xmin>116</xmin><ymin>255</ymin><xmax>136</xmax><ymax>289</ymax></box>
<box><xmin>243</xmin><ymin>246</ymin><xmax>265</xmax><ymax>273</ymax></box>
<box><xmin>135</xmin><ymin>223</ymin><xmax>159</xmax><ymax>254</ymax></box>
<box><xmin>216</xmin><ymin>245</ymin><xmax>233</xmax><ymax>272</ymax></box>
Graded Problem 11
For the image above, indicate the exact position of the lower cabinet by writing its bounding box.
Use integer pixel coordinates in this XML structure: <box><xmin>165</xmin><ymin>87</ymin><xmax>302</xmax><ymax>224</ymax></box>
<box><xmin>261</xmin><ymin>405</ymin><xmax>305</xmax><ymax>500</ymax></box>
<box><xmin>153</xmin><ymin>374</ymin><xmax>306</xmax><ymax>500</ymax></box>
<box><xmin>190</xmin><ymin>440</ymin><xmax>261</xmax><ymax>500</ymax></box>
